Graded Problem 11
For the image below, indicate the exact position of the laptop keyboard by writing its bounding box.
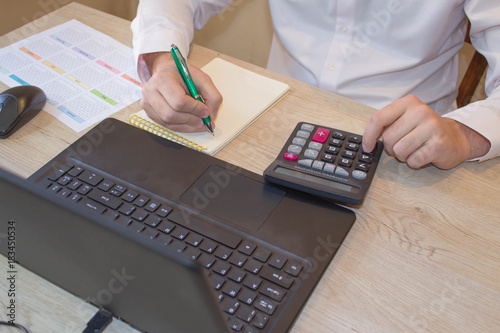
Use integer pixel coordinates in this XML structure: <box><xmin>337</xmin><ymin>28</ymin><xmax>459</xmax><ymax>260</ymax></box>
<box><xmin>37</xmin><ymin>162</ymin><xmax>309</xmax><ymax>332</ymax></box>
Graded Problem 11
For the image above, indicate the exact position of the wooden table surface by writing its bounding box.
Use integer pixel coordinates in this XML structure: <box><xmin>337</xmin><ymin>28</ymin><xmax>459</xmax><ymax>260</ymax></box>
<box><xmin>0</xmin><ymin>3</ymin><xmax>499</xmax><ymax>333</ymax></box>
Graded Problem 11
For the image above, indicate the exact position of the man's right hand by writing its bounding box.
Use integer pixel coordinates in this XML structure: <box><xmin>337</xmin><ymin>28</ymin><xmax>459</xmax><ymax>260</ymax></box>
<box><xmin>140</xmin><ymin>52</ymin><xmax>223</xmax><ymax>133</ymax></box>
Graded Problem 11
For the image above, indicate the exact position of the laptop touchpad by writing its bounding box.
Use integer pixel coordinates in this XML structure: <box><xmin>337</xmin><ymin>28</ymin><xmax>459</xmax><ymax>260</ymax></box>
<box><xmin>180</xmin><ymin>165</ymin><xmax>285</xmax><ymax>232</ymax></box>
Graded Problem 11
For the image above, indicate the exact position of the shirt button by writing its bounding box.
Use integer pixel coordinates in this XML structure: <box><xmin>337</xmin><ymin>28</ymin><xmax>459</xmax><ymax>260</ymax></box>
<box><xmin>339</xmin><ymin>26</ymin><xmax>348</xmax><ymax>33</ymax></box>
<box><xmin>328</xmin><ymin>63</ymin><xmax>336</xmax><ymax>71</ymax></box>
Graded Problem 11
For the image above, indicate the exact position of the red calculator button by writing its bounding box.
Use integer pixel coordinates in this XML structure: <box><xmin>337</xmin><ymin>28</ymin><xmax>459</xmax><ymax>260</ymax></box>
<box><xmin>284</xmin><ymin>153</ymin><xmax>298</xmax><ymax>161</ymax></box>
<box><xmin>312</xmin><ymin>127</ymin><xmax>330</xmax><ymax>144</ymax></box>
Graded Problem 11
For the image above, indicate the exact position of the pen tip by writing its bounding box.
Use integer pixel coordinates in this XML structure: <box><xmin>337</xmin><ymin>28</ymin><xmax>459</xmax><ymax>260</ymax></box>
<box><xmin>206</xmin><ymin>122</ymin><xmax>214</xmax><ymax>135</ymax></box>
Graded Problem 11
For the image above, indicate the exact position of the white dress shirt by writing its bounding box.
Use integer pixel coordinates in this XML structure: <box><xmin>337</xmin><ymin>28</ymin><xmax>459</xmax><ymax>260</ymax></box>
<box><xmin>131</xmin><ymin>0</ymin><xmax>500</xmax><ymax>161</ymax></box>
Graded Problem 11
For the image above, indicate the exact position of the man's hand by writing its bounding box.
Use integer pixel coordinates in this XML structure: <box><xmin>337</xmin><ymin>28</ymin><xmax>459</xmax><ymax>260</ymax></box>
<box><xmin>140</xmin><ymin>52</ymin><xmax>223</xmax><ymax>132</ymax></box>
<box><xmin>362</xmin><ymin>95</ymin><xmax>491</xmax><ymax>169</ymax></box>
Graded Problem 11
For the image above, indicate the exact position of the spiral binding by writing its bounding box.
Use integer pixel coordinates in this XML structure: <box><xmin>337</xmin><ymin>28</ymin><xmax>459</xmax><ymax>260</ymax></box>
<box><xmin>129</xmin><ymin>115</ymin><xmax>207</xmax><ymax>153</ymax></box>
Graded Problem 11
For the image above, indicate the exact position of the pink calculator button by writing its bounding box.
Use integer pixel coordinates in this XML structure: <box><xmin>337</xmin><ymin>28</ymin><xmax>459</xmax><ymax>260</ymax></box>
<box><xmin>284</xmin><ymin>153</ymin><xmax>298</xmax><ymax>161</ymax></box>
<box><xmin>312</xmin><ymin>127</ymin><xmax>330</xmax><ymax>143</ymax></box>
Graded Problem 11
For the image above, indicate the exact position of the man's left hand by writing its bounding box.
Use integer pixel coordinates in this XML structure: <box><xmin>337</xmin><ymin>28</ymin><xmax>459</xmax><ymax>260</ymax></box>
<box><xmin>362</xmin><ymin>95</ymin><xmax>491</xmax><ymax>169</ymax></box>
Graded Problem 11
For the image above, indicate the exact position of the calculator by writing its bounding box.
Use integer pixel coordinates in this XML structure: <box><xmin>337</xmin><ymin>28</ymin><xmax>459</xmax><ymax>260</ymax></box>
<box><xmin>263</xmin><ymin>122</ymin><xmax>384</xmax><ymax>206</ymax></box>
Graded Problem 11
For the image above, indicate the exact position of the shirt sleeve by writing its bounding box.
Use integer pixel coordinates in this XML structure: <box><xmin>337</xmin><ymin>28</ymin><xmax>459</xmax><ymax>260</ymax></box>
<box><xmin>130</xmin><ymin>0</ymin><xmax>233</xmax><ymax>81</ymax></box>
<box><xmin>442</xmin><ymin>0</ymin><xmax>500</xmax><ymax>162</ymax></box>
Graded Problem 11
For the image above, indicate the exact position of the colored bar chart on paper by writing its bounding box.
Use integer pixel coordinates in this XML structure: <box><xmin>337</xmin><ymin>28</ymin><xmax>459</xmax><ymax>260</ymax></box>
<box><xmin>0</xmin><ymin>20</ymin><xmax>143</xmax><ymax>132</ymax></box>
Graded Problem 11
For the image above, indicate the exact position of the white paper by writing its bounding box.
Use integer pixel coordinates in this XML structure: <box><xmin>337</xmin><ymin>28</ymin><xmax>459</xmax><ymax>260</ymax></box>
<box><xmin>0</xmin><ymin>20</ymin><xmax>142</xmax><ymax>132</ymax></box>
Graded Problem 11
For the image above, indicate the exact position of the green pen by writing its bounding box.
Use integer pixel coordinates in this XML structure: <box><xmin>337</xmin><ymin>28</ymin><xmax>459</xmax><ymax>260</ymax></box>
<box><xmin>170</xmin><ymin>44</ymin><xmax>214</xmax><ymax>135</ymax></box>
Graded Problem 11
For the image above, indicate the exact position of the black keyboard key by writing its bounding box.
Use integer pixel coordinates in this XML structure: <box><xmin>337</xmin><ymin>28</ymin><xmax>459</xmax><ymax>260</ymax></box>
<box><xmin>67</xmin><ymin>166</ymin><xmax>83</xmax><ymax>177</ymax></box>
<box><xmin>118</xmin><ymin>203</ymin><xmax>136</xmax><ymax>216</ymax></box>
<box><xmin>260</xmin><ymin>282</ymin><xmax>286</xmax><ymax>302</ymax></box>
<box><xmin>210</xmin><ymin>274</ymin><xmax>225</xmax><ymax>290</ymax></box>
<box><xmin>200</xmin><ymin>239</ymin><xmax>217</xmax><ymax>254</ymax></box>
<box><xmin>49</xmin><ymin>184</ymin><xmax>62</xmax><ymax>193</ymax></box>
<box><xmin>260</xmin><ymin>266</ymin><xmax>294</xmax><ymax>289</ymax></box>
<box><xmin>221</xmin><ymin>298</ymin><xmax>240</xmax><ymax>315</ymax></box>
<box><xmin>77</xmin><ymin>184</ymin><xmax>92</xmax><ymax>195</ymax></box>
<box><xmin>229</xmin><ymin>252</ymin><xmax>248</xmax><ymax>268</ymax></box>
<box><xmin>238</xmin><ymin>241</ymin><xmax>256</xmax><ymax>256</ymax></box>
<box><xmin>134</xmin><ymin>195</ymin><xmax>149</xmax><ymax>207</ymax></box>
<box><xmin>78</xmin><ymin>170</ymin><xmax>103</xmax><ymax>186</ymax></box>
<box><xmin>116</xmin><ymin>215</ymin><xmax>132</xmax><ymax>227</ymax></box>
<box><xmin>88</xmin><ymin>189</ymin><xmax>122</xmax><ymax>209</ymax></box>
<box><xmin>228</xmin><ymin>267</ymin><xmax>246</xmax><ymax>283</ymax></box>
<box><xmin>144</xmin><ymin>215</ymin><xmax>162</xmax><ymax>228</ymax></box>
<box><xmin>131</xmin><ymin>209</ymin><xmax>149</xmax><ymax>222</ymax></box>
<box><xmin>238</xmin><ymin>288</ymin><xmax>258</xmax><ymax>306</ymax></box>
<box><xmin>169</xmin><ymin>240</ymin><xmax>187</xmax><ymax>253</ymax></box>
<box><xmin>229</xmin><ymin>318</ymin><xmax>244</xmax><ymax>332</ymax></box>
<box><xmin>68</xmin><ymin>179</ymin><xmax>83</xmax><ymax>190</ymax></box>
<box><xmin>284</xmin><ymin>260</ymin><xmax>303</xmax><ymax>277</ymax></box>
<box><xmin>79</xmin><ymin>197</ymin><xmax>106</xmax><ymax>214</ymax></box>
<box><xmin>254</xmin><ymin>296</ymin><xmax>278</xmax><ymax>315</ymax></box>
<box><xmin>98</xmin><ymin>179</ymin><xmax>114</xmax><ymax>192</ymax></box>
<box><xmin>47</xmin><ymin>165</ymin><xmax>71</xmax><ymax>181</ymax></box>
<box><xmin>157</xmin><ymin>221</ymin><xmax>175</xmax><ymax>234</ymax></box>
<box><xmin>123</xmin><ymin>190</ymin><xmax>139</xmax><ymax>202</ymax></box>
<box><xmin>222</xmin><ymin>281</ymin><xmax>241</xmax><ymax>298</ymax></box>
<box><xmin>236</xmin><ymin>305</ymin><xmax>257</xmax><ymax>323</ymax></box>
<box><xmin>57</xmin><ymin>175</ymin><xmax>73</xmax><ymax>186</ymax></box>
<box><xmin>156</xmin><ymin>205</ymin><xmax>172</xmax><ymax>217</ymax></box>
<box><xmin>243</xmin><ymin>275</ymin><xmax>262</xmax><ymax>291</ymax></box>
<box><xmin>198</xmin><ymin>253</ymin><xmax>216</xmax><ymax>269</ymax></box>
<box><xmin>167</xmin><ymin>209</ymin><xmax>242</xmax><ymax>249</ymax></box>
<box><xmin>185</xmin><ymin>233</ymin><xmax>203</xmax><ymax>247</ymax></box>
<box><xmin>252</xmin><ymin>312</ymin><xmax>269</xmax><ymax>329</ymax></box>
<box><xmin>214</xmin><ymin>246</ymin><xmax>232</xmax><ymax>261</ymax></box>
<box><xmin>103</xmin><ymin>210</ymin><xmax>120</xmax><ymax>221</ymax></box>
<box><xmin>213</xmin><ymin>261</ymin><xmax>231</xmax><ymax>276</ymax></box>
<box><xmin>171</xmin><ymin>227</ymin><xmax>189</xmax><ymax>240</ymax></box>
<box><xmin>184</xmin><ymin>247</ymin><xmax>201</xmax><ymax>261</ymax></box>
<box><xmin>145</xmin><ymin>200</ymin><xmax>161</xmax><ymax>212</ymax></box>
<box><xmin>140</xmin><ymin>226</ymin><xmax>159</xmax><ymax>240</ymax></box>
<box><xmin>268</xmin><ymin>254</ymin><xmax>287</xmax><ymax>270</ymax></box>
<box><xmin>153</xmin><ymin>233</ymin><xmax>173</xmax><ymax>247</ymax></box>
<box><xmin>129</xmin><ymin>221</ymin><xmax>145</xmax><ymax>233</ymax></box>
<box><xmin>244</xmin><ymin>259</ymin><xmax>263</xmax><ymax>275</ymax></box>
<box><xmin>253</xmin><ymin>248</ymin><xmax>272</xmax><ymax>263</ymax></box>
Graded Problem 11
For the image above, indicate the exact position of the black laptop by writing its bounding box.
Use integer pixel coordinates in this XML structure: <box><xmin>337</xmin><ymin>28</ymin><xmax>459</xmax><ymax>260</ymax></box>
<box><xmin>0</xmin><ymin>118</ymin><xmax>355</xmax><ymax>332</ymax></box>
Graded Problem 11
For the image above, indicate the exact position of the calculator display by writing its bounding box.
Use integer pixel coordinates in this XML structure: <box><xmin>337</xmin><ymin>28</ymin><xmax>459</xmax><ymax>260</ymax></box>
<box><xmin>274</xmin><ymin>166</ymin><xmax>359</xmax><ymax>194</ymax></box>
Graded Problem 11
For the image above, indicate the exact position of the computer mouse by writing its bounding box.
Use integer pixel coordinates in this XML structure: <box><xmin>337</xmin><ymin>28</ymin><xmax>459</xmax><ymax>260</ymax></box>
<box><xmin>0</xmin><ymin>85</ymin><xmax>47</xmax><ymax>138</ymax></box>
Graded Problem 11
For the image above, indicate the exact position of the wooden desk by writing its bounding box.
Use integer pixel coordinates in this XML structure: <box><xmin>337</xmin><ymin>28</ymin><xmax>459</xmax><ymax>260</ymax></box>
<box><xmin>1</xmin><ymin>3</ymin><xmax>499</xmax><ymax>333</ymax></box>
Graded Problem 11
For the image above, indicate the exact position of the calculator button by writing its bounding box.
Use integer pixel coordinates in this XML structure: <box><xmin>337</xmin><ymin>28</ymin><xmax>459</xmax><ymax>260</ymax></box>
<box><xmin>342</xmin><ymin>150</ymin><xmax>356</xmax><ymax>159</ymax></box>
<box><xmin>352</xmin><ymin>170</ymin><xmax>367</xmax><ymax>180</ymax></box>
<box><xmin>323</xmin><ymin>163</ymin><xmax>335</xmax><ymax>173</ymax></box>
<box><xmin>292</xmin><ymin>137</ymin><xmax>306</xmax><ymax>147</ymax></box>
<box><xmin>335</xmin><ymin>166</ymin><xmax>349</xmax><ymax>177</ymax></box>
<box><xmin>348</xmin><ymin>135</ymin><xmax>362</xmax><ymax>144</ymax></box>
<box><xmin>338</xmin><ymin>158</ymin><xmax>353</xmax><ymax>167</ymax></box>
<box><xmin>346</xmin><ymin>143</ymin><xmax>359</xmax><ymax>151</ymax></box>
<box><xmin>308</xmin><ymin>142</ymin><xmax>322</xmax><ymax>151</ymax></box>
<box><xmin>329</xmin><ymin>138</ymin><xmax>343</xmax><ymax>147</ymax></box>
<box><xmin>312</xmin><ymin>161</ymin><xmax>325</xmax><ymax>170</ymax></box>
<box><xmin>296</xmin><ymin>130</ymin><xmax>310</xmax><ymax>139</ymax></box>
<box><xmin>312</xmin><ymin>128</ymin><xmax>330</xmax><ymax>144</ymax></box>
<box><xmin>284</xmin><ymin>153</ymin><xmax>298</xmax><ymax>161</ymax></box>
<box><xmin>332</xmin><ymin>132</ymin><xmax>345</xmax><ymax>139</ymax></box>
<box><xmin>288</xmin><ymin>145</ymin><xmax>302</xmax><ymax>155</ymax></box>
<box><xmin>322</xmin><ymin>154</ymin><xmax>335</xmax><ymax>163</ymax></box>
<box><xmin>298</xmin><ymin>159</ymin><xmax>313</xmax><ymax>167</ymax></box>
<box><xmin>304</xmin><ymin>149</ymin><xmax>319</xmax><ymax>159</ymax></box>
<box><xmin>359</xmin><ymin>154</ymin><xmax>373</xmax><ymax>163</ymax></box>
<box><xmin>355</xmin><ymin>162</ymin><xmax>370</xmax><ymax>172</ymax></box>
<box><xmin>301</xmin><ymin>123</ymin><xmax>314</xmax><ymax>132</ymax></box>
<box><xmin>325</xmin><ymin>146</ymin><xmax>340</xmax><ymax>155</ymax></box>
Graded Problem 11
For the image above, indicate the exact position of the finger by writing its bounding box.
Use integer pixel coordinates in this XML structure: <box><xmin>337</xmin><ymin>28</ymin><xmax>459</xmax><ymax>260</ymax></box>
<box><xmin>189</xmin><ymin>65</ymin><xmax>223</xmax><ymax>120</ymax></box>
<box><xmin>362</xmin><ymin>97</ymin><xmax>413</xmax><ymax>152</ymax></box>
<box><xmin>390</xmin><ymin>123</ymin><xmax>428</xmax><ymax>162</ymax></box>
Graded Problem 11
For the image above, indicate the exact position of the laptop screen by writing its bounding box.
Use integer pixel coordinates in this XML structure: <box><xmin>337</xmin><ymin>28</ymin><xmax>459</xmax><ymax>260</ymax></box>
<box><xmin>0</xmin><ymin>168</ymin><xmax>229</xmax><ymax>332</ymax></box>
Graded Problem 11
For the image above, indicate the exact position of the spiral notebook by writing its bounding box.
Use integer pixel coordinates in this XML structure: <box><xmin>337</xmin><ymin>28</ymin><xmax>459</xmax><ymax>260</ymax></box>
<box><xmin>129</xmin><ymin>58</ymin><xmax>290</xmax><ymax>155</ymax></box>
